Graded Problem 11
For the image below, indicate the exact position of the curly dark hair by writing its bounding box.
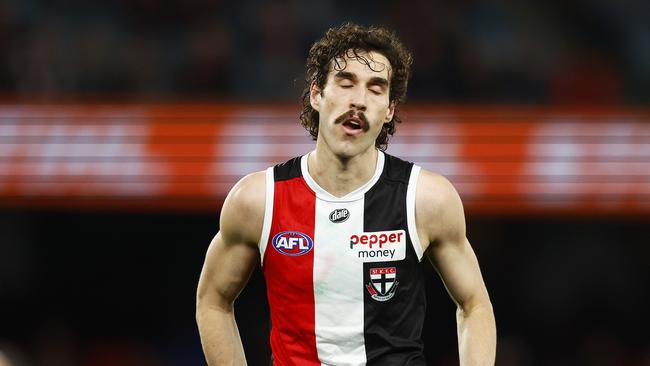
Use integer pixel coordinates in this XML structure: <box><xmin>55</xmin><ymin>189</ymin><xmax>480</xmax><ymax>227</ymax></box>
<box><xmin>300</xmin><ymin>23</ymin><xmax>413</xmax><ymax>151</ymax></box>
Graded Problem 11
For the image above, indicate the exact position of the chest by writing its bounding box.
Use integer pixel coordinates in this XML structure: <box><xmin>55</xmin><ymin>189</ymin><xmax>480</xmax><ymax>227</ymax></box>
<box><xmin>267</xmin><ymin>195</ymin><xmax>411</xmax><ymax>283</ymax></box>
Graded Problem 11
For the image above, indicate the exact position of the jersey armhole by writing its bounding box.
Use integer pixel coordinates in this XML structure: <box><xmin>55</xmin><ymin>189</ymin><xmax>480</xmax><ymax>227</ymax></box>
<box><xmin>407</xmin><ymin>165</ymin><xmax>424</xmax><ymax>262</ymax></box>
<box><xmin>258</xmin><ymin>167</ymin><xmax>274</xmax><ymax>266</ymax></box>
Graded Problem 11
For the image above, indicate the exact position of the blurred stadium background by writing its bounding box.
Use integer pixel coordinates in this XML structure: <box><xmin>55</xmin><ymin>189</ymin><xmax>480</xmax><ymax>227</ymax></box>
<box><xmin>0</xmin><ymin>0</ymin><xmax>649</xmax><ymax>365</ymax></box>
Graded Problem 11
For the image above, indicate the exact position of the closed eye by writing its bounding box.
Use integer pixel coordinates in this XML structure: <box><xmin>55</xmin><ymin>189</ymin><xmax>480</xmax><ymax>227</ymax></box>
<box><xmin>369</xmin><ymin>85</ymin><xmax>386</xmax><ymax>95</ymax></box>
<box><xmin>368</xmin><ymin>76</ymin><xmax>389</xmax><ymax>95</ymax></box>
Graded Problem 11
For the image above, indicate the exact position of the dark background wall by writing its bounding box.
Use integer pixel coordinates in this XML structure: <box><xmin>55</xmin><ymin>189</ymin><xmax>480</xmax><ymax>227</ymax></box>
<box><xmin>0</xmin><ymin>0</ymin><xmax>648</xmax><ymax>104</ymax></box>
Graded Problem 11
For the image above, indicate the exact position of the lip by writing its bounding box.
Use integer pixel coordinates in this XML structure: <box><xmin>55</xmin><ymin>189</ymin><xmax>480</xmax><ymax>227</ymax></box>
<box><xmin>341</xmin><ymin>118</ymin><xmax>364</xmax><ymax>135</ymax></box>
<box><xmin>348</xmin><ymin>115</ymin><xmax>363</xmax><ymax>124</ymax></box>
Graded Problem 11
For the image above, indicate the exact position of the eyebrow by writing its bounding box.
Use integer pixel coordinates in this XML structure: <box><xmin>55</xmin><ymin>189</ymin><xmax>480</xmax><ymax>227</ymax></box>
<box><xmin>334</xmin><ymin>71</ymin><xmax>389</xmax><ymax>88</ymax></box>
<box><xmin>334</xmin><ymin>71</ymin><xmax>356</xmax><ymax>81</ymax></box>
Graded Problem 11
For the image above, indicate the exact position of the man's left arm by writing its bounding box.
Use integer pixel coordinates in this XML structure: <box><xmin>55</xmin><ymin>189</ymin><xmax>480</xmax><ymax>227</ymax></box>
<box><xmin>416</xmin><ymin>171</ymin><xmax>496</xmax><ymax>365</ymax></box>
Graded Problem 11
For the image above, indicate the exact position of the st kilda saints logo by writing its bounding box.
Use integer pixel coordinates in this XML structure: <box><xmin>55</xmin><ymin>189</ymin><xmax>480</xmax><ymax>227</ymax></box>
<box><xmin>366</xmin><ymin>267</ymin><xmax>399</xmax><ymax>301</ymax></box>
<box><xmin>329</xmin><ymin>208</ymin><xmax>349</xmax><ymax>223</ymax></box>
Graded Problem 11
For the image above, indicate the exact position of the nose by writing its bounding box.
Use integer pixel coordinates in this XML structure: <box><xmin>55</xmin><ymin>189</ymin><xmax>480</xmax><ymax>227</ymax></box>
<box><xmin>349</xmin><ymin>88</ymin><xmax>367</xmax><ymax>112</ymax></box>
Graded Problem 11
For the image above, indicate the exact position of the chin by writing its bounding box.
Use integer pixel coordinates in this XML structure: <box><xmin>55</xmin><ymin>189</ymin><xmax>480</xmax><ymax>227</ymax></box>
<box><xmin>332</xmin><ymin>141</ymin><xmax>373</xmax><ymax>160</ymax></box>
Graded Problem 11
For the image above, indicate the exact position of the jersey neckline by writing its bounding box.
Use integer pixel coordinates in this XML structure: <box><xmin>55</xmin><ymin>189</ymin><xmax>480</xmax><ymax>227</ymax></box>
<box><xmin>300</xmin><ymin>151</ymin><xmax>385</xmax><ymax>202</ymax></box>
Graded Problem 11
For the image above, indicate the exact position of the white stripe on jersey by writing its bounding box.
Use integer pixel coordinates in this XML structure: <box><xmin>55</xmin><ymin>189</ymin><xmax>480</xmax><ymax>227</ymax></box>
<box><xmin>258</xmin><ymin>167</ymin><xmax>275</xmax><ymax>264</ymax></box>
<box><xmin>407</xmin><ymin>165</ymin><xmax>424</xmax><ymax>261</ymax></box>
<box><xmin>302</xmin><ymin>153</ymin><xmax>385</xmax><ymax>365</ymax></box>
<box><xmin>313</xmin><ymin>198</ymin><xmax>367</xmax><ymax>366</ymax></box>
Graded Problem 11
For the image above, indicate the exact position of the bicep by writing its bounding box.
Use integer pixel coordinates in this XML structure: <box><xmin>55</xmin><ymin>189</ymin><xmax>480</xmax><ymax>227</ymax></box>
<box><xmin>427</xmin><ymin>237</ymin><xmax>488</xmax><ymax>310</ymax></box>
<box><xmin>196</xmin><ymin>171</ymin><xmax>266</xmax><ymax>311</ymax></box>
<box><xmin>197</xmin><ymin>232</ymin><xmax>259</xmax><ymax>311</ymax></box>
<box><xmin>417</xmin><ymin>171</ymin><xmax>488</xmax><ymax>310</ymax></box>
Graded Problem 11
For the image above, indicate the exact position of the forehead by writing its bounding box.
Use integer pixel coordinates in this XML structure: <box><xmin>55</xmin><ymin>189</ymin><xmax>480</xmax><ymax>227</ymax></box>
<box><xmin>329</xmin><ymin>50</ymin><xmax>392</xmax><ymax>80</ymax></box>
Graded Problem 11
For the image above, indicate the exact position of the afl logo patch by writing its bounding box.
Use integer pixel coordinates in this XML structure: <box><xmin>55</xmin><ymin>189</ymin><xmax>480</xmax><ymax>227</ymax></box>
<box><xmin>272</xmin><ymin>231</ymin><xmax>314</xmax><ymax>256</ymax></box>
<box><xmin>329</xmin><ymin>208</ymin><xmax>350</xmax><ymax>223</ymax></box>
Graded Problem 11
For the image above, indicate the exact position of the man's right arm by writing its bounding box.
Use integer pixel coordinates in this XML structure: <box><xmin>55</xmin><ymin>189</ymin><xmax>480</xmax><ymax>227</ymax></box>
<box><xmin>196</xmin><ymin>171</ymin><xmax>266</xmax><ymax>366</ymax></box>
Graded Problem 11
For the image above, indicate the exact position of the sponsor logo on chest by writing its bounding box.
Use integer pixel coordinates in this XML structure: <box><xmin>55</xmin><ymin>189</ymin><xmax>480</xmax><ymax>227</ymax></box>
<box><xmin>349</xmin><ymin>229</ymin><xmax>406</xmax><ymax>262</ymax></box>
<box><xmin>329</xmin><ymin>208</ymin><xmax>349</xmax><ymax>223</ymax></box>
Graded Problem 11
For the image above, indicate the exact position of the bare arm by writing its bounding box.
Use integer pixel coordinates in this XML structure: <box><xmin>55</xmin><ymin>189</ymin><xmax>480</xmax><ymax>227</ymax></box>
<box><xmin>196</xmin><ymin>171</ymin><xmax>266</xmax><ymax>366</ymax></box>
<box><xmin>416</xmin><ymin>171</ymin><xmax>496</xmax><ymax>365</ymax></box>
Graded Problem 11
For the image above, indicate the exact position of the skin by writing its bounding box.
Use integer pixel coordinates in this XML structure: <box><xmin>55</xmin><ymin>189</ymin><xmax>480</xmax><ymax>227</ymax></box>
<box><xmin>196</xmin><ymin>50</ymin><xmax>496</xmax><ymax>365</ymax></box>
<box><xmin>307</xmin><ymin>50</ymin><xmax>395</xmax><ymax>197</ymax></box>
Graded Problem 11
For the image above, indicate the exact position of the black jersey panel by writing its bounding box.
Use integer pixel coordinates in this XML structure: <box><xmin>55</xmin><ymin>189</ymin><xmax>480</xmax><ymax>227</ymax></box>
<box><xmin>273</xmin><ymin>157</ymin><xmax>302</xmax><ymax>182</ymax></box>
<box><xmin>362</xmin><ymin>156</ymin><xmax>427</xmax><ymax>365</ymax></box>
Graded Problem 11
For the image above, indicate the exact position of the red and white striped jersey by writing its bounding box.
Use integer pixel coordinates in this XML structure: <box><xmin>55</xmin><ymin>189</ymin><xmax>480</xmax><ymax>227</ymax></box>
<box><xmin>258</xmin><ymin>151</ymin><xmax>427</xmax><ymax>365</ymax></box>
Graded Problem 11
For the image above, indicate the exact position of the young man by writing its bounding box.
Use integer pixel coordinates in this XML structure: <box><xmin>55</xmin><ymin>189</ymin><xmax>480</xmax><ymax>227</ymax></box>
<box><xmin>196</xmin><ymin>23</ymin><xmax>496</xmax><ymax>365</ymax></box>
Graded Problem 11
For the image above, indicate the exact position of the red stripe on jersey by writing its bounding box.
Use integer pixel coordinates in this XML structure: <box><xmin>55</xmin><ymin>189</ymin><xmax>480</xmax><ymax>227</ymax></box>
<box><xmin>263</xmin><ymin>176</ymin><xmax>319</xmax><ymax>365</ymax></box>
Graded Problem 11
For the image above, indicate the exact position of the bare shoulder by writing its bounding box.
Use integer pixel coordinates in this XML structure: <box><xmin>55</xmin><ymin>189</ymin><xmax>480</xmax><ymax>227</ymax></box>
<box><xmin>415</xmin><ymin>169</ymin><xmax>466</xmax><ymax>250</ymax></box>
<box><xmin>220</xmin><ymin>170</ymin><xmax>267</xmax><ymax>247</ymax></box>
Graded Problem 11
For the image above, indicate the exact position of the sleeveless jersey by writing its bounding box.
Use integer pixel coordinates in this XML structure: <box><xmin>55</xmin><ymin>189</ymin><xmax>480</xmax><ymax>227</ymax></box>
<box><xmin>258</xmin><ymin>151</ymin><xmax>427</xmax><ymax>366</ymax></box>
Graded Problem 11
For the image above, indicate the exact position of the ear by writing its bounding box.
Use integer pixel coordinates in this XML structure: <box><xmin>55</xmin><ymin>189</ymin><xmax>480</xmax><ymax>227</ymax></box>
<box><xmin>385</xmin><ymin>101</ymin><xmax>395</xmax><ymax>122</ymax></box>
<box><xmin>310</xmin><ymin>82</ymin><xmax>321</xmax><ymax>112</ymax></box>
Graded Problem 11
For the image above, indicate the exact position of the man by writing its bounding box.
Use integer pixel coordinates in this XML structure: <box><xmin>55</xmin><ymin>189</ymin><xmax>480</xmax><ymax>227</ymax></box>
<box><xmin>196</xmin><ymin>23</ymin><xmax>496</xmax><ymax>365</ymax></box>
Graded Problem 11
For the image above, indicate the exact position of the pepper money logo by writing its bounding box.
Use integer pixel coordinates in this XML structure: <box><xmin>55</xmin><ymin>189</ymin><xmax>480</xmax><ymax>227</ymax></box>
<box><xmin>349</xmin><ymin>229</ymin><xmax>406</xmax><ymax>262</ymax></box>
<box><xmin>272</xmin><ymin>231</ymin><xmax>314</xmax><ymax>256</ymax></box>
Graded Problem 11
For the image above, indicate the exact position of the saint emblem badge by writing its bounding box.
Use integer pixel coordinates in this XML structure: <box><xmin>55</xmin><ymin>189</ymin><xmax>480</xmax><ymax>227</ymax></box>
<box><xmin>366</xmin><ymin>267</ymin><xmax>398</xmax><ymax>301</ymax></box>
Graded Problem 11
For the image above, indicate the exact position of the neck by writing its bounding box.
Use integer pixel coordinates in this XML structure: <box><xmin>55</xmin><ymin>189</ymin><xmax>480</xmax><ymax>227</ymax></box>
<box><xmin>307</xmin><ymin>143</ymin><xmax>379</xmax><ymax>198</ymax></box>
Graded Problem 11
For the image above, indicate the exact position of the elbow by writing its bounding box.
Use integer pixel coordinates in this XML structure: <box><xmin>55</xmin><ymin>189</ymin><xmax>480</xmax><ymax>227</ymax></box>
<box><xmin>196</xmin><ymin>293</ymin><xmax>206</xmax><ymax>324</ymax></box>
<box><xmin>196</xmin><ymin>290</ymin><xmax>234</xmax><ymax>322</ymax></box>
<box><xmin>195</xmin><ymin>288</ymin><xmax>215</xmax><ymax>324</ymax></box>
<box><xmin>457</xmin><ymin>295</ymin><xmax>494</xmax><ymax>319</ymax></box>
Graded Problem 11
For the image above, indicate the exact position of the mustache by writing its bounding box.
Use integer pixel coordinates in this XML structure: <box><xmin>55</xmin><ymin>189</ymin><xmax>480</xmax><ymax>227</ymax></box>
<box><xmin>334</xmin><ymin>110</ymin><xmax>370</xmax><ymax>132</ymax></box>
